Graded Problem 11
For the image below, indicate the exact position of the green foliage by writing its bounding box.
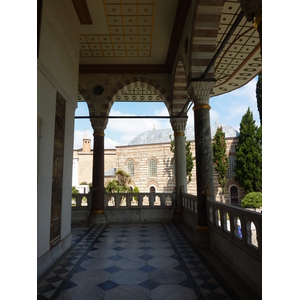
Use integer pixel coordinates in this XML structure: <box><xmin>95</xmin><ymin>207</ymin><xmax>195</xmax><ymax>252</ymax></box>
<box><xmin>185</xmin><ymin>141</ymin><xmax>194</xmax><ymax>181</ymax></box>
<box><xmin>169</xmin><ymin>134</ymin><xmax>195</xmax><ymax>181</ymax></box>
<box><xmin>132</xmin><ymin>186</ymin><xmax>140</xmax><ymax>200</ymax></box>
<box><xmin>234</xmin><ymin>108</ymin><xmax>262</xmax><ymax>194</ymax></box>
<box><xmin>80</xmin><ymin>181</ymin><xmax>92</xmax><ymax>187</ymax></box>
<box><xmin>105</xmin><ymin>169</ymin><xmax>133</xmax><ymax>193</ymax></box>
<box><xmin>241</xmin><ymin>192</ymin><xmax>262</xmax><ymax>209</ymax></box>
<box><xmin>212</xmin><ymin>126</ymin><xmax>228</xmax><ymax>192</ymax></box>
<box><xmin>72</xmin><ymin>186</ymin><xmax>79</xmax><ymax>194</ymax></box>
<box><xmin>256</xmin><ymin>73</ymin><xmax>262</xmax><ymax>125</ymax></box>
<box><xmin>133</xmin><ymin>186</ymin><xmax>139</xmax><ymax>193</ymax></box>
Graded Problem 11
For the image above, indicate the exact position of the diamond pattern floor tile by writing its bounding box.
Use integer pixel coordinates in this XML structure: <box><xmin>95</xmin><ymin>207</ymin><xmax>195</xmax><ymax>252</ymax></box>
<box><xmin>37</xmin><ymin>222</ymin><xmax>239</xmax><ymax>299</ymax></box>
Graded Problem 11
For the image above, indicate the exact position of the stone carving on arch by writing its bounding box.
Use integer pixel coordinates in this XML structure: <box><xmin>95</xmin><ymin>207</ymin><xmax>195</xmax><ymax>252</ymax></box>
<box><xmin>105</xmin><ymin>75</ymin><xmax>173</xmax><ymax>117</ymax></box>
<box><xmin>147</xmin><ymin>180</ymin><xmax>159</xmax><ymax>190</ymax></box>
<box><xmin>78</xmin><ymin>85</ymin><xmax>95</xmax><ymax>116</ymax></box>
<box><xmin>146</xmin><ymin>156</ymin><xmax>159</xmax><ymax>165</ymax></box>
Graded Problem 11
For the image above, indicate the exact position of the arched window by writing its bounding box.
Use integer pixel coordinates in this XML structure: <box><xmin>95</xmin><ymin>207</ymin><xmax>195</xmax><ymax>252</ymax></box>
<box><xmin>126</xmin><ymin>160</ymin><xmax>135</xmax><ymax>177</ymax></box>
<box><xmin>230</xmin><ymin>186</ymin><xmax>238</xmax><ymax>204</ymax></box>
<box><xmin>227</xmin><ymin>156</ymin><xmax>236</xmax><ymax>177</ymax></box>
<box><xmin>150</xmin><ymin>186</ymin><xmax>156</xmax><ymax>193</ymax></box>
<box><xmin>148</xmin><ymin>158</ymin><xmax>157</xmax><ymax>178</ymax></box>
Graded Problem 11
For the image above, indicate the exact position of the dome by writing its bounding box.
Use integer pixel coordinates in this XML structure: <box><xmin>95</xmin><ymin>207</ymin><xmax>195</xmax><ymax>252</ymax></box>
<box><xmin>128</xmin><ymin>124</ymin><xmax>239</xmax><ymax>146</ymax></box>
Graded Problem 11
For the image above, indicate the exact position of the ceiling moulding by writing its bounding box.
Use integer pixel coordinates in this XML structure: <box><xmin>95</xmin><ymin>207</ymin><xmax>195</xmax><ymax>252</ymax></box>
<box><xmin>79</xmin><ymin>64</ymin><xmax>169</xmax><ymax>74</ymax></box>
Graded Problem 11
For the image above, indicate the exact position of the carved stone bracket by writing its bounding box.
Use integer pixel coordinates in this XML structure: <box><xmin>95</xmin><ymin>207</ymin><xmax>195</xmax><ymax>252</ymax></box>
<box><xmin>91</xmin><ymin>118</ymin><xmax>108</xmax><ymax>134</ymax></box>
<box><xmin>239</xmin><ymin>0</ymin><xmax>261</xmax><ymax>22</ymax></box>
<box><xmin>187</xmin><ymin>81</ymin><xmax>215</xmax><ymax>108</ymax></box>
<box><xmin>170</xmin><ymin>117</ymin><xmax>187</xmax><ymax>134</ymax></box>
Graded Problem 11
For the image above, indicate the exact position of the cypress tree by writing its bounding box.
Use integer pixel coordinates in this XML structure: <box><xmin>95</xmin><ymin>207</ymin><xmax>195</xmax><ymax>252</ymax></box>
<box><xmin>212</xmin><ymin>126</ymin><xmax>228</xmax><ymax>193</ymax></box>
<box><xmin>234</xmin><ymin>108</ymin><xmax>262</xmax><ymax>194</ymax></box>
<box><xmin>256</xmin><ymin>73</ymin><xmax>262</xmax><ymax>125</ymax></box>
<box><xmin>169</xmin><ymin>134</ymin><xmax>195</xmax><ymax>181</ymax></box>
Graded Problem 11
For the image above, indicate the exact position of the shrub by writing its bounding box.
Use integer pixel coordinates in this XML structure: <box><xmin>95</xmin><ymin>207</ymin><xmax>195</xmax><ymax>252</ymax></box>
<box><xmin>241</xmin><ymin>192</ymin><xmax>262</xmax><ymax>209</ymax></box>
<box><xmin>72</xmin><ymin>186</ymin><xmax>79</xmax><ymax>194</ymax></box>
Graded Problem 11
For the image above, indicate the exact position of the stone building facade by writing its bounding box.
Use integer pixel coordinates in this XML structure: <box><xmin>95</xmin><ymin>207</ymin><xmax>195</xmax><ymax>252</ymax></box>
<box><xmin>72</xmin><ymin>124</ymin><xmax>245</xmax><ymax>204</ymax></box>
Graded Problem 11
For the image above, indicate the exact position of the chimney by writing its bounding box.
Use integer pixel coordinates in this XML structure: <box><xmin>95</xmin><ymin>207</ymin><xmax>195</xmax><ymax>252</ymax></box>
<box><xmin>82</xmin><ymin>129</ymin><xmax>91</xmax><ymax>152</ymax></box>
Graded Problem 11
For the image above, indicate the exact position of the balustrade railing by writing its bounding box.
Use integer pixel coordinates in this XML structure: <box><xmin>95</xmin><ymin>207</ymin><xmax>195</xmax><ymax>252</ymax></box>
<box><xmin>182</xmin><ymin>192</ymin><xmax>262</xmax><ymax>260</ymax></box>
<box><xmin>104</xmin><ymin>192</ymin><xmax>175</xmax><ymax>209</ymax></box>
<box><xmin>72</xmin><ymin>192</ymin><xmax>91</xmax><ymax>209</ymax></box>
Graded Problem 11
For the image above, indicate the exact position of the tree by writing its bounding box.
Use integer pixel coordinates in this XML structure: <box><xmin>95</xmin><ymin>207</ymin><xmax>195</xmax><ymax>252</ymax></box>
<box><xmin>234</xmin><ymin>108</ymin><xmax>262</xmax><ymax>194</ymax></box>
<box><xmin>212</xmin><ymin>126</ymin><xmax>228</xmax><ymax>193</ymax></box>
<box><xmin>241</xmin><ymin>192</ymin><xmax>262</xmax><ymax>210</ymax></box>
<box><xmin>169</xmin><ymin>135</ymin><xmax>195</xmax><ymax>181</ymax></box>
<box><xmin>105</xmin><ymin>169</ymin><xmax>133</xmax><ymax>193</ymax></box>
<box><xmin>256</xmin><ymin>73</ymin><xmax>262</xmax><ymax>125</ymax></box>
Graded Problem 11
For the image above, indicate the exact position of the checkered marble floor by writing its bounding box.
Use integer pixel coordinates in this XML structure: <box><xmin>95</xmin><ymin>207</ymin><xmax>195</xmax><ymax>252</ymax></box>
<box><xmin>38</xmin><ymin>222</ymin><xmax>239</xmax><ymax>299</ymax></box>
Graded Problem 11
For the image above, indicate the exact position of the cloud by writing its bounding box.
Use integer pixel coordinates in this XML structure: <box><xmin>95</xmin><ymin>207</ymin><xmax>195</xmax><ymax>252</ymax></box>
<box><xmin>105</xmin><ymin>108</ymin><xmax>172</xmax><ymax>146</ymax></box>
<box><xmin>74</xmin><ymin>129</ymin><xmax>93</xmax><ymax>149</ymax></box>
<box><xmin>105</xmin><ymin>137</ymin><xmax>121</xmax><ymax>149</ymax></box>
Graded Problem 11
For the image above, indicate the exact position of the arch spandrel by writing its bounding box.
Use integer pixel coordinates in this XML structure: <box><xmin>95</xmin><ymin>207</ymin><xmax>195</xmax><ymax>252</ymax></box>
<box><xmin>105</xmin><ymin>75</ymin><xmax>173</xmax><ymax>118</ymax></box>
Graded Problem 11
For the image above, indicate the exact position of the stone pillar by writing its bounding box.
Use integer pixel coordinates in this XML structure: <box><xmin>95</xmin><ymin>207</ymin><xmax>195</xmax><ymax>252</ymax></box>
<box><xmin>188</xmin><ymin>80</ymin><xmax>215</xmax><ymax>247</ymax></box>
<box><xmin>171</xmin><ymin>117</ymin><xmax>187</xmax><ymax>215</ymax></box>
<box><xmin>89</xmin><ymin>118</ymin><xmax>108</xmax><ymax>224</ymax></box>
<box><xmin>240</xmin><ymin>0</ymin><xmax>262</xmax><ymax>53</ymax></box>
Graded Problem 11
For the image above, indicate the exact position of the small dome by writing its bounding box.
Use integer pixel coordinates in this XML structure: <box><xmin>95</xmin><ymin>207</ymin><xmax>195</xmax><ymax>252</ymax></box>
<box><xmin>128</xmin><ymin>124</ymin><xmax>238</xmax><ymax>146</ymax></box>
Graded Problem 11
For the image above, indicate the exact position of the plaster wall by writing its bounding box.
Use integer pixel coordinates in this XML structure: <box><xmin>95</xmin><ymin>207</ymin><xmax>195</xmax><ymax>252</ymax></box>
<box><xmin>39</xmin><ymin>0</ymin><xmax>80</xmax><ymax>108</ymax></box>
<box><xmin>37</xmin><ymin>0</ymin><xmax>80</xmax><ymax>278</ymax></box>
<box><xmin>37</xmin><ymin>70</ymin><xmax>56</xmax><ymax>258</ymax></box>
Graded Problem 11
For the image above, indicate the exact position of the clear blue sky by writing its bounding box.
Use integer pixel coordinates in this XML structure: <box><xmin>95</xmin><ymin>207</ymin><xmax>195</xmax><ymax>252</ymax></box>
<box><xmin>74</xmin><ymin>77</ymin><xmax>260</xmax><ymax>149</ymax></box>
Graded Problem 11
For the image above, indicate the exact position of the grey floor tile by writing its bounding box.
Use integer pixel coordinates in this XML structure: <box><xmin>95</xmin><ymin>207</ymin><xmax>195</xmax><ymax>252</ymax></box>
<box><xmin>151</xmin><ymin>284</ymin><xmax>198</xmax><ymax>300</ymax></box>
<box><xmin>104</xmin><ymin>284</ymin><xmax>150</xmax><ymax>300</ymax></box>
<box><xmin>110</xmin><ymin>269</ymin><xmax>148</xmax><ymax>284</ymax></box>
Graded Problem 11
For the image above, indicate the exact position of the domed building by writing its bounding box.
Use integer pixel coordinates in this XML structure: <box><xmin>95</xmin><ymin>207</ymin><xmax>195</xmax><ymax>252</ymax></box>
<box><xmin>73</xmin><ymin>122</ymin><xmax>244</xmax><ymax>204</ymax></box>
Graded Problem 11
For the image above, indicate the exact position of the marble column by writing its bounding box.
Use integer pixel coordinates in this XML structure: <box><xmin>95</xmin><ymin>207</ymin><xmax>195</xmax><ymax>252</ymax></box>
<box><xmin>90</xmin><ymin>118</ymin><xmax>108</xmax><ymax>224</ymax></box>
<box><xmin>171</xmin><ymin>118</ymin><xmax>187</xmax><ymax>214</ymax></box>
<box><xmin>188</xmin><ymin>80</ymin><xmax>215</xmax><ymax>236</ymax></box>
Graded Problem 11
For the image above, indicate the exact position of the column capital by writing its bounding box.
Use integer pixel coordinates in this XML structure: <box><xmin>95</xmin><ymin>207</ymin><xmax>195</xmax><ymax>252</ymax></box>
<box><xmin>170</xmin><ymin>117</ymin><xmax>187</xmax><ymax>134</ymax></box>
<box><xmin>187</xmin><ymin>80</ymin><xmax>215</xmax><ymax>108</ymax></box>
<box><xmin>240</xmin><ymin>0</ymin><xmax>261</xmax><ymax>23</ymax></box>
<box><xmin>91</xmin><ymin>118</ymin><xmax>108</xmax><ymax>134</ymax></box>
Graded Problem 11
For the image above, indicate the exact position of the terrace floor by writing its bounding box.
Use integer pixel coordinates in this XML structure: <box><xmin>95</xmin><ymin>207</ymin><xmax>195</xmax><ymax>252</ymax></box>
<box><xmin>37</xmin><ymin>221</ymin><xmax>261</xmax><ymax>299</ymax></box>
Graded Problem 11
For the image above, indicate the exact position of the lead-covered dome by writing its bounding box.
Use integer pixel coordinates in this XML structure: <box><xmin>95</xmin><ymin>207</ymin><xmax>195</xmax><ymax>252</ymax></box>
<box><xmin>128</xmin><ymin>124</ymin><xmax>239</xmax><ymax>146</ymax></box>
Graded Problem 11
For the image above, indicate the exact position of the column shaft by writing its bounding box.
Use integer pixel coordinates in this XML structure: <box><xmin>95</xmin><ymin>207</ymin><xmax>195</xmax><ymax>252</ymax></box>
<box><xmin>91</xmin><ymin>133</ymin><xmax>105</xmax><ymax>212</ymax></box>
<box><xmin>194</xmin><ymin>107</ymin><xmax>214</xmax><ymax>227</ymax></box>
<box><xmin>174</xmin><ymin>132</ymin><xmax>187</xmax><ymax>210</ymax></box>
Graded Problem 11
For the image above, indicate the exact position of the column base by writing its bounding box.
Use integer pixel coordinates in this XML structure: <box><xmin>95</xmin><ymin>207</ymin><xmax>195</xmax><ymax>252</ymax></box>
<box><xmin>173</xmin><ymin>210</ymin><xmax>183</xmax><ymax>222</ymax></box>
<box><xmin>89</xmin><ymin>210</ymin><xmax>107</xmax><ymax>224</ymax></box>
<box><xmin>193</xmin><ymin>225</ymin><xmax>210</xmax><ymax>249</ymax></box>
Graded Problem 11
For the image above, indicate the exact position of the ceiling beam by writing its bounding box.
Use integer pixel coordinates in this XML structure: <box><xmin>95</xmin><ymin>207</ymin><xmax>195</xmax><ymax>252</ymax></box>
<box><xmin>72</xmin><ymin>0</ymin><xmax>92</xmax><ymax>24</ymax></box>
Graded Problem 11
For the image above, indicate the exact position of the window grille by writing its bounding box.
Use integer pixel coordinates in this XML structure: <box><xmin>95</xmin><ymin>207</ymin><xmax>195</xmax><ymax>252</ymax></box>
<box><xmin>148</xmin><ymin>159</ymin><xmax>157</xmax><ymax>177</ymax></box>
<box><xmin>227</xmin><ymin>156</ymin><xmax>236</xmax><ymax>177</ymax></box>
<box><xmin>126</xmin><ymin>160</ymin><xmax>135</xmax><ymax>177</ymax></box>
